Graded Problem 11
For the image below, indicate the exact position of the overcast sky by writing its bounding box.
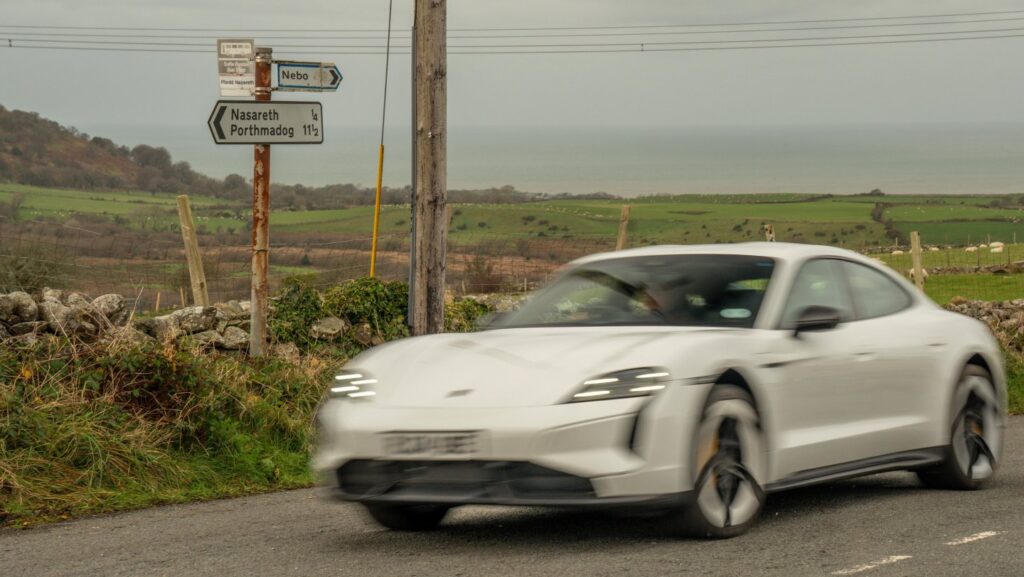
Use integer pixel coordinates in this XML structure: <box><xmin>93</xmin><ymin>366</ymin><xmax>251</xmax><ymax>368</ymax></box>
<box><xmin>3</xmin><ymin>0</ymin><xmax>1024</xmax><ymax>130</ymax></box>
<box><xmin>3</xmin><ymin>1</ymin><xmax>1024</xmax><ymax>190</ymax></box>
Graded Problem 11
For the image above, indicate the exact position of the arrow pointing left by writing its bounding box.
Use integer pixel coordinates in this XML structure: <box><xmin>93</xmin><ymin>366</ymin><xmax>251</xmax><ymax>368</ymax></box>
<box><xmin>212</xmin><ymin>105</ymin><xmax>227</xmax><ymax>140</ymax></box>
<box><xmin>207</xmin><ymin>100</ymin><xmax>324</xmax><ymax>145</ymax></box>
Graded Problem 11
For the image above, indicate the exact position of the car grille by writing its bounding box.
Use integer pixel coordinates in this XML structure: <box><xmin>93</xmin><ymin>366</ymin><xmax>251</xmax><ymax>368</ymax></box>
<box><xmin>336</xmin><ymin>460</ymin><xmax>595</xmax><ymax>502</ymax></box>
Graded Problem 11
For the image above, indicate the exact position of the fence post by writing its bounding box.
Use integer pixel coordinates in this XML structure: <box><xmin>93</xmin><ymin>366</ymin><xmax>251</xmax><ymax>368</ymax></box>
<box><xmin>176</xmin><ymin>195</ymin><xmax>209</xmax><ymax>306</ymax></box>
<box><xmin>910</xmin><ymin>231</ymin><xmax>925</xmax><ymax>291</ymax></box>
<box><xmin>615</xmin><ymin>205</ymin><xmax>631</xmax><ymax>250</ymax></box>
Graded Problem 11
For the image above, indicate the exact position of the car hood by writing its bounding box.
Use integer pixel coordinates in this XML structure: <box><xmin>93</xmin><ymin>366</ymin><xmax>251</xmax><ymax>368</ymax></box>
<box><xmin>349</xmin><ymin>326</ymin><xmax>736</xmax><ymax>408</ymax></box>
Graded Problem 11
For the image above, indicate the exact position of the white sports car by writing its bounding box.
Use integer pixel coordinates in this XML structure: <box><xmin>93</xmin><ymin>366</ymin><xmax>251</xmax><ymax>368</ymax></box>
<box><xmin>313</xmin><ymin>243</ymin><xmax>1006</xmax><ymax>537</ymax></box>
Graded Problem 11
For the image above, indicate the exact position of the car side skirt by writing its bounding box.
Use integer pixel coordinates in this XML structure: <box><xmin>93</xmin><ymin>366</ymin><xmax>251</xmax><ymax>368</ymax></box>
<box><xmin>766</xmin><ymin>446</ymin><xmax>945</xmax><ymax>493</ymax></box>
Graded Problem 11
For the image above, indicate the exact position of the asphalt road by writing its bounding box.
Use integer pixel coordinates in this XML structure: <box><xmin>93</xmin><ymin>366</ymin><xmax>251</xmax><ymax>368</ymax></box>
<box><xmin>3</xmin><ymin>417</ymin><xmax>1022</xmax><ymax>577</ymax></box>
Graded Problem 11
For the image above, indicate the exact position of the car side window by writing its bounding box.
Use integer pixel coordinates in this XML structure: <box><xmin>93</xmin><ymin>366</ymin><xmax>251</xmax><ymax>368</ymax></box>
<box><xmin>840</xmin><ymin>261</ymin><xmax>912</xmax><ymax>320</ymax></box>
<box><xmin>780</xmin><ymin>259</ymin><xmax>854</xmax><ymax>329</ymax></box>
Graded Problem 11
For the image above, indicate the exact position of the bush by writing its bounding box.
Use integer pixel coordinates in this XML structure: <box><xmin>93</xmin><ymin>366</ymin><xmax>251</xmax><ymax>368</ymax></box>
<box><xmin>0</xmin><ymin>243</ymin><xmax>73</xmax><ymax>293</ymax></box>
<box><xmin>322</xmin><ymin>277</ymin><xmax>409</xmax><ymax>344</ymax></box>
<box><xmin>269</xmin><ymin>275</ymin><xmax>322</xmax><ymax>349</ymax></box>
<box><xmin>444</xmin><ymin>299</ymin><xmax>490</xmax><ymax>332</ymax></box>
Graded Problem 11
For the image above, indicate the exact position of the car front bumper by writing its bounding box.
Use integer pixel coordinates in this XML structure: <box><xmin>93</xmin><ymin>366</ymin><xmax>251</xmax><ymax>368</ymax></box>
<box><xmin>312</xmin><ymin>383</ymin><xmax>709</xmax><ymax>503</ymax></box>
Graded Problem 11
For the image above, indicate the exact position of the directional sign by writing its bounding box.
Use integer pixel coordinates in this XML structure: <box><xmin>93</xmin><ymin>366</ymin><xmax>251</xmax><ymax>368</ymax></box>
<box><xmin>207</xmin><ymin>101</ymin><xmax>324</xmax><ymax>145</ymax></box>
<box><xmin>276</xmin><ymin>61</ymin><xmax>343</xmax><ymax>92</ymax></box>
<box><xmin>217</xmin><ymin>39</ymin><xmax>255</xmax><ymax>97</ymax></box>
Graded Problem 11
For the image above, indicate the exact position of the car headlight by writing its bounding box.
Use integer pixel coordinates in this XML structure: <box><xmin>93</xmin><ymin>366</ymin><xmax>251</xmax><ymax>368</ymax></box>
<box><xmin>327</xmin><ymin>369</ymin><xmax>378</xmax><ymax>400</ymax></box>
<box><xmin>566</xmin><ymin>367</ymin><xmax>671</xmax><ymax>403</ymax></box>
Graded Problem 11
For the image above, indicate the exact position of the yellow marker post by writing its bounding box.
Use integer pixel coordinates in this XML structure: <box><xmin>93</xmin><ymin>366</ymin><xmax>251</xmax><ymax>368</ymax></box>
<box><xmin>369</xmin><ymin>144</ymin><xmax>385</xmax><ymax>277</ymax></box>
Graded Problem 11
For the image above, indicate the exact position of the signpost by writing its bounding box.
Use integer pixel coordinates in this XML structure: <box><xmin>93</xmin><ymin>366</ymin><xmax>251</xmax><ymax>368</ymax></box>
<box><xmin>207</xmin><ymin>101</ymin><xmax>323</xmax><ymax>144</ymax></box>
<box><xmin>276</xmin><ymin>61</ymin><xmax>342</xmax><ymax>92</ymax></box>
<box><xmin>217</xmin><ymin>39</ymin><xmax>255</xmax><ymax>97</ymax></box>
<box><xmin>211</xmin><ymin>40</ymin><xmax>342</xmax><ymax>355</ymax></box>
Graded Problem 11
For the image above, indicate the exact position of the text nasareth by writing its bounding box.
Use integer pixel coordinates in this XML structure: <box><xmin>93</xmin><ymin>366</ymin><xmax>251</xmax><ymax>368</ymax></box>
<box><xmin>229</xmin><ymin>124</ymin><xmax>295</xmax><ymax>138</ymax></box>
<box><xmin>230</xmin><ymin>109</ymin><xmax>280</xmax><ymax>121</ymax></box>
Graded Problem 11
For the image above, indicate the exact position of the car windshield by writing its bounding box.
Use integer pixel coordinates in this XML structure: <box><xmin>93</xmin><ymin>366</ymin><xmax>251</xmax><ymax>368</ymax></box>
<box><xmin>493</xmin><ymin>254</ymin><xmax>776</xmax><ymax>329</ymax></box>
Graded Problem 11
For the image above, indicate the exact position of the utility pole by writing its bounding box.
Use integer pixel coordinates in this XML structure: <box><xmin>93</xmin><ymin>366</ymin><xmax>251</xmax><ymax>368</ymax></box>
<box><xmin>411</xmin><ymin>0</ymin><xmax>447</xmax><ymax>335</ymax></box>
<box><xmin>250</xmin><ymin>46</ymin><xmax>272</xmax><ymax>356</ymax></box>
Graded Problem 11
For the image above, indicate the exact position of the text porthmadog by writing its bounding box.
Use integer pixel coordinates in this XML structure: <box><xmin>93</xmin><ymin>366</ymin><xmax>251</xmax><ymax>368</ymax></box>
<box><xmin>207</xmin><ymin>101</ymin><xmax>324</xmax><ymax>145</ymax></box>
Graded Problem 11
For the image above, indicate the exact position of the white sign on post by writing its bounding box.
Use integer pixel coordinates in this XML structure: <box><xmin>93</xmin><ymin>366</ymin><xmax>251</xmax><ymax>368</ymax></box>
<box><xmin>208</xmin><ymin>101</ymin><xmax>324</xmax><ymax>144</ymax></box>
<box><xmin>217</xmin><ymin>39</ymin><xmax>255</xmax><ymax>97</ymax></box>
<box><xmin>276</xmin><ymin>61</ymin><xmax>343</xmax><ymax>92</ymax></box>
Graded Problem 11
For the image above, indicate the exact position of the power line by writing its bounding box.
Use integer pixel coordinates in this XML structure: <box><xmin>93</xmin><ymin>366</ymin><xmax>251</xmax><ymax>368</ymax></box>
<box><xmin>6</xmin><ymin>15</ymin><xmax>1024</xmax><ymax>40</ymax></box>
<box><xmin>3</xmin><ymin>8</ymin><xmax>1024</xmax><ymax>33</ymax></box>
<box><xmin>9</xmin><ymin>25</ymin><xmax>1024</xmax><ymax>50</ymax></box>
<box><xmin>3</xmin><ymin>32</ymin><xmax>1023</xmax><ymax>55</ymax></box>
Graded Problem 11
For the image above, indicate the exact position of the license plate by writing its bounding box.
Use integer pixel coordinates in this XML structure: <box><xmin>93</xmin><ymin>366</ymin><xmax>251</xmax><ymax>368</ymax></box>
<box><xmin>381</xmin><ymin>432</ymin><xmax>480</xmax><ymax>459</ymax></box>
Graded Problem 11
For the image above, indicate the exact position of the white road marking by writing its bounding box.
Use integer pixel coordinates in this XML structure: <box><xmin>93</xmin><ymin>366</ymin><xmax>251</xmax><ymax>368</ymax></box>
<box><xmin>831</xmin><ymin>555</ymin><xmax>912</xmax><ymax>576</ymax></box>
<box><xmin>945</xmin><ymin>531</ymin><xmax>1003</xmax><ymax>546</ymax></box>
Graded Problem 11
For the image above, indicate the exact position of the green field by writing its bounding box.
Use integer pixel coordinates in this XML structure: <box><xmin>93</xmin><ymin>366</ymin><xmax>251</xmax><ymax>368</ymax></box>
<box><xmin>5</xmin><ymin>184</ymin><xmax>1023</xmax><ymax>249</ymax></box>
<box><xmin>922</xmin><ymin>274</ymin><xmax>1024</xmax><ymax>305</ymax></box>
<box><xmin>3</xmin><ymin>184</ymin><xmax>1023</xmax><ymax>305</ymax></box>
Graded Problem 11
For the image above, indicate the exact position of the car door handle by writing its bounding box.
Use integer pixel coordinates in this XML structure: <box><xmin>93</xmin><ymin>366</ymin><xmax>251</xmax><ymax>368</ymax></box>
<box><xmin>853</xmin><ymin>351</ymin><xmax>878</xmax><ymax>362</ymax></box>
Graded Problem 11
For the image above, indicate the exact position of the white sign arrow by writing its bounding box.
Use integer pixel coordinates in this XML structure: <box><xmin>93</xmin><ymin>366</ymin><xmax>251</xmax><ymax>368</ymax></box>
<box><xmin>276</xmin><ymin>61</ymin><xmax>343</xmax><ymax>92</ymax></box>
<box><xmin>207</xmin><ymin>101</ymin><xmax>323</xmax><ymax>145</ymax></box>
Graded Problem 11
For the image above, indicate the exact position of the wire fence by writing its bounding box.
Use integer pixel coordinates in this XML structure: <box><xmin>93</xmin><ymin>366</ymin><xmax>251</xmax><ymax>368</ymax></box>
<box><xmin>1</xmin><ymin>222</ymin><xmax>1020</xmax><ymax>308</ymax></box>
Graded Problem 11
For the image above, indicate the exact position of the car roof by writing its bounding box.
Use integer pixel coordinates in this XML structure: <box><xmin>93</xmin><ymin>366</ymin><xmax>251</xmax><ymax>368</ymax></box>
<box><xmin>570</xmin><ymin>242</ymin><xmax>871</xmax><ymax>266</ymax></box>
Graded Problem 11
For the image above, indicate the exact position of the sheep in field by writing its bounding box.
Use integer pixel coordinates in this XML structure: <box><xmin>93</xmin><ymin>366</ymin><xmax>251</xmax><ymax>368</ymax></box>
<box><xmin>965</xmin><ymin>246</ymin><xmax>978</xmax><ymax>253</ymax></box>
<box><xmin>891</xmin><ymin>249</ymin><xmax>904</xmax><ymax>255</ymax></box>
<box><xmin>906</xmin><ymin>268</ymin><xmax>930</xmax><ymax>282</ymax></box>
<box><xmin>991</xmin><ymin>246</ymin><xmax>1004</xmax><ymax>254</ymax></box>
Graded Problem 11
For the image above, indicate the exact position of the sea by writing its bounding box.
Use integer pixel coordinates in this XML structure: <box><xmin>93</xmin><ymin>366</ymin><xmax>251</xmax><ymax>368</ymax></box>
<box><xmin>85</xmin><ymin>122</ymin><xmax>1024</xmax><ymax>197</ymax></box>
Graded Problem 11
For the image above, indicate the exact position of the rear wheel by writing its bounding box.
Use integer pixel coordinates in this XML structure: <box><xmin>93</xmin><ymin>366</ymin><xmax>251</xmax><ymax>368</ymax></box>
<box><xmin>676</xmin><ymin>385</ymin><xmax>766</xmax><ymax>538</ymax></box>
<box><xmin>917</xmin><ymin>365</ymin><xmax>1002</xmax><ymax>490</ymax></box>
<box><xmin>363</xmin><ymin>503</ymin><xmax>451</xmax><ymax>531</ymax></box>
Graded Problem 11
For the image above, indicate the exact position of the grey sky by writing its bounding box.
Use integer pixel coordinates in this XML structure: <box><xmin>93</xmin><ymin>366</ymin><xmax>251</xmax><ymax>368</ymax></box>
<box><xmin>3</xmin><ymin>1</ymin><xmax>1024</xmax><ymax>191</ymax></box>
<box><xmin>4</xmin><ymin>0</ymin><xmax>1024</xmax><ymax>129</ymax></box>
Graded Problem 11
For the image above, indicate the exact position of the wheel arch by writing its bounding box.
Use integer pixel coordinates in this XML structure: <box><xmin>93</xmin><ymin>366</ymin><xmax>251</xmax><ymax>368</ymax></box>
<box><xmin>957</xmin><ymin>350</ymin><xmax>1007</xmax><ymax>407</ymax></box>
<box><xmin>709</xmin><ymin>367</ymin><xmax>773</xmax><ymax>451</ymax></box>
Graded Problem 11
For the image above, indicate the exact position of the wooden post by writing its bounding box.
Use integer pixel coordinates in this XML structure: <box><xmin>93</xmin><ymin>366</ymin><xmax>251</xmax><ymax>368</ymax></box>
<box><xmin>411</xmin><ymin>0</ymin><xmax>447</xmax><ymax>336</ymax></box>
<box><xmin>910</xmin><ymin>231</ymin><xmax>925</xmax><ymax>290</ymax></box>
<box><xmin>175</xmin><ymin>195</ymin><xmax>210</xmax><ymax>306</ymax></box>
<box><xmin>250</xmin><ymin>46</ymin><xmax>272</xmax><ymax>356</ymax></box>
<box><xmin>179</xmin><ymin>286</ymin><xmax>186</xmax><ymax>307</ymax></box>
<box><xmin>154</xmin><ymin>291</ymin><xmax>161</xmax><ymax>313</ymax></box>
<box><xmin>615</xmin><ymin>205</ymin><xmax>631</xmax><ymax>250</ymax></box>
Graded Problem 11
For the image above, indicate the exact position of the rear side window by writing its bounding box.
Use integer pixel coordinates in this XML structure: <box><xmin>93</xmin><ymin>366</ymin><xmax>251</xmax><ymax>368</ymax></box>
<box><xmin>840</xmin><ymin>261</ymin><xmax>912</xmax><ymax>320</ymax></box>
<box><xmin>780</xmin><ymin>259</ymin><xmax>855</xmax><ymax>329</ymax></box>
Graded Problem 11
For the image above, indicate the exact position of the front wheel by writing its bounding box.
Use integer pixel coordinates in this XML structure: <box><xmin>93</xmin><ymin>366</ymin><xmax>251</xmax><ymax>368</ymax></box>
<box><xmin>917</xmin><ymin>365</ymin><xmax>1002</xmax><ymax>490</ymax></box>
<box><xmin>363</xmin><ymin>503</ymin><xmax>451</xmax><ymax>531</ymax></box>
<box><xmin>676</xmin><ymin>385</ymin><xmax>767</xmax><ymax>539</ymax></box>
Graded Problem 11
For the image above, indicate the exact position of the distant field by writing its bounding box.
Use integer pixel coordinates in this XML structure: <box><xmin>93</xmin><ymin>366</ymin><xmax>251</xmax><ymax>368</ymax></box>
<box><xmin>923</xmin><ymin>274</ymin><xmax>1023</xmax><ymax>305</ymax></box>
<box><xmin>3</xmin><ymin>184</ymin><xmax>1023</xmax><ymax>249</ymax></box>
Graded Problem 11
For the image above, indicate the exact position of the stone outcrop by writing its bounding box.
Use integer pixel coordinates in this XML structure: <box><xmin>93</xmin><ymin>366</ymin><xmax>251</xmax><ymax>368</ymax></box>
<box><xmin>310</xmin><ymin>316</ymin><xmax>348</xmax><ymax>341</ymax></box>
<box><xmin>0</xmin><ymin>288</ymin><xmax>127</xmax><ymax>343</ymax></box>
<box><xmin>945</xmin><ymin>298</ymin><xmax>1024</xmax><ymax>356</ymax></box>
<box><xmin>0</xmin><ymin>289</ymin><xmax>253</xmax><ymax>351</ymax></box>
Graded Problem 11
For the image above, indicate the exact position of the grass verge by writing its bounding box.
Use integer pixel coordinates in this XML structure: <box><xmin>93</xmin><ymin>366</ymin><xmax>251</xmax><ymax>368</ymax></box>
<box><xmin>1005</xmin><ymin>348</ymin><xmax>1024</xmax><ymax>416</ymax></box>
<box><xmin>0</xmin><ymin>336</ymin><xmax>335</xmax><ymax>527</ymax></box>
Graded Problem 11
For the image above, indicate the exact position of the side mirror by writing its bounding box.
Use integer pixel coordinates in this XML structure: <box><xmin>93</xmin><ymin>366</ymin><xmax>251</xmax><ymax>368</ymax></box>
<box><xmin>793</xmin><ymin>305</ymin><xmax>842</xmax><ymax>336</ymax></box>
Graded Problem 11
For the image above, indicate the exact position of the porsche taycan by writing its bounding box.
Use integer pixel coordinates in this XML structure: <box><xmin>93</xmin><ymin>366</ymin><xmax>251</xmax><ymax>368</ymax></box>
<box><xmin>313</xmin><ymin>243</ymin><xmax>1006</xmax><ymax>537</ymax></box>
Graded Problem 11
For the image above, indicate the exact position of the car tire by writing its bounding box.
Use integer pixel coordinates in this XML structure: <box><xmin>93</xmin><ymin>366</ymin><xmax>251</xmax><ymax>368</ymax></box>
<box><xmin>917</xmin><ymin>364</ymin><xmax>1002</xmax><ymax>490</ymax></box>
<box><xmin>363</xmin><ymin>503</ymin><xmax>451</xmax><ymax>531</ymax></box>
<box><xmin>676</xmin><ymin>385</ymin><xmax>767</xmax><ymax>539</ymax></box>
